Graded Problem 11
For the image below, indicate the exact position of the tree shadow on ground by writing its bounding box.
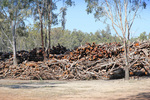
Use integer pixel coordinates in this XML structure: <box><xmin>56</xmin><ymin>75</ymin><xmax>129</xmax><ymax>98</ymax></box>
<box><xmin>0</xmin><ymin>81</ymin><xmax>67</xmax><ymax>89</ymax></box>
<box><xmin>119</xmin><ymin>92</ymin><xmax>150</xmax><ymax>100</ymax></box>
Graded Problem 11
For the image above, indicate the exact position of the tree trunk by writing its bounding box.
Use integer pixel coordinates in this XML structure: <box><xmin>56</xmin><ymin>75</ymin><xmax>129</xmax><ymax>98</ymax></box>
<box><xmin>40</xmin><ymin>19</ymin><xmax>46</xmax><ymax>60</ymax></box>
<box><xmin>48</xmin><ymin>17</ymin><xmax>51</xmax><ymax>54</ymax></box>
<box><xmin>12</xmin><ymin>21</ymin><xmax>17</xmax><ymax>66</ymax></box>
<box><xmin>48</xmin><ymin>0</ymin><xmax>52</xmax><ymax>54</ymax></box>
<box><xmin>124</xmin><ymin>39</ymin><xmax>129</xmax><ymax>80</ymax></box>
<box><xmin>40</xmin><ymin>19</ymin><xmax>44</xmax><ymax>50</ymax></box>
<box><xmin>44</xmin><ymin>25</ymin><xmax>47</xmax><ymax>48</ymax></box>
<box><xmin>44</xmin><ymin>12</ymin><xmax>47</xmax><ymax>48</ymax></box>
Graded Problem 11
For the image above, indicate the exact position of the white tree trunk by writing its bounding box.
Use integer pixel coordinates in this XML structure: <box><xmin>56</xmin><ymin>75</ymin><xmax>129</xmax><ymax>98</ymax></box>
<box><xmin>12</xmin><ymin>21</ymin><xmax>17</xmax><ymax>66</ymax></box>
<box><xmin>124</xmin><ymin>40</ymin><xmax>129</xmax><ymax>80</ymax></box>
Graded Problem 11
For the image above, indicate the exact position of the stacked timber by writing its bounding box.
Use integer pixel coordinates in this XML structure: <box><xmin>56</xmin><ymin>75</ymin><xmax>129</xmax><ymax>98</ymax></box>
<box><xmin>28</xmin><ymin>48</ymin><xmax>44</xmax><ymax>62</ymax></box>
<box><xmin>50</xmin><ymin>43</ymin><xmax>68</xmax><ymax>54</ymax></box>
<box><xmin>0</xmin><ymin>40</ymin><xmax>150</xmax><ymax>80</ymax></box>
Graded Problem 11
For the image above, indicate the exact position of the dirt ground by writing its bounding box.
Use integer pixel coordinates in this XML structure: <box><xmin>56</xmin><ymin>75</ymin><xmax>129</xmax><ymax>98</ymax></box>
<box><xmin>0</xmin><ymin>77</ymin><xmax>150</xmax><ymax>100</ymax></box>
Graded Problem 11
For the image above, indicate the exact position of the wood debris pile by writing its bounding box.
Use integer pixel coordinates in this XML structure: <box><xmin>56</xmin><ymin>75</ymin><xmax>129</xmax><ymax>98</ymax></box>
<box><xmin>50</xmin><ymin>43</ymin><xmax>68</xmax><ymax>54</ymax></box>
<box><xmin>0</xmin><ymin>41</ymin><xmax>150</xmax><ymax>80</ymax></box>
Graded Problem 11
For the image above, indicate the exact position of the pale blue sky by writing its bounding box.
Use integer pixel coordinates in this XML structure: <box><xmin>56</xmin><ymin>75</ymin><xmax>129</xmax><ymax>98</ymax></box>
<box><xmin>28</xmin><ymin>1</ymin><xmax>150</xmax><ymax>38</ymax></box>
<box><xmin>54</xmin><ymin>1</ymin><xmax>150</xmax><ymax>38</ymax></box>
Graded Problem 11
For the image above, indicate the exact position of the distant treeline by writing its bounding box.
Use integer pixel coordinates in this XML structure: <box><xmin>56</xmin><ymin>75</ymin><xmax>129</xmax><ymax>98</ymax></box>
<box><xmin>0</xmin><ymin>24</ymin><xmax>149</xmax><ymax>52</ymax></box>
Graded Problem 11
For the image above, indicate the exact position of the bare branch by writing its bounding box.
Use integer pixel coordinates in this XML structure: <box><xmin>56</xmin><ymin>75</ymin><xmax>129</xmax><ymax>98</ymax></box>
<box><xmin>103</xmin><ymin>2</ymin><xmax>120</xmax><ymax>28</ymax></box>
<box><xmin>0</xmin><ymin>24</ymin><xmax>13</xmax><ymax>46</ymax></box>
<box><xmin>104</xmin><ymin>0</ymin><xmax>122</xmax><ymax>40</ymax></box>
<box><xmin>129</xmin><ymin>3</ymin><xmax>140</xmax><ymax>31</ymax></box>
<box><xmin>57</xmin><ymin>6</ymin><xmax>67</xmax><ymax>16</ymax></box>
<box><xmin>127</xmin><ymin>0</ymin><xmax>141</xmax><ymax>40</ymax></box>
<box><xmin>112</xmin><ymin>23</ymin><xmax>122</xmax><ymax>40</ymax></box>
<box><xmin>54</xmin><ymin>0</ymin><xmax>61</xmax><ymax>4</ymax></box>
<box><xmin>118</xmin><ymin>0</ymin><xmax>125</xmax><ymax>38</ymax></box>
<box><xmin>124</xmin><ymin>0</ymin><xmax>128</xmax><ymax>36</ymax></box>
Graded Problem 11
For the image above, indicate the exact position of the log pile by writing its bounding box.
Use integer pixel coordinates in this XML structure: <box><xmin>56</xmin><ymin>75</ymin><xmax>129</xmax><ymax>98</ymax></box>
<box><xmin>50</xmin><ymin>43</ymin><xmax>69</xmax><ymax>54</ymax></box>
<box><xmin>0</xmin><ymin>43</ymin><xmax>68</xmax><ymax>63</ymax></box>
<box><xmin>0</xmin><ymin>40</ymin><xmax>150</xmax><ymax>80</ymax></box>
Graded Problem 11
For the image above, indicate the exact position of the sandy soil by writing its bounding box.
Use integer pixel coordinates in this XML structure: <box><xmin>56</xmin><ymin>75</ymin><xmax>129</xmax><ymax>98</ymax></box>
<box><xmin>0</xmin><ymin>77</ymin><xmax>150</xmax><ymax>100</ymax></box>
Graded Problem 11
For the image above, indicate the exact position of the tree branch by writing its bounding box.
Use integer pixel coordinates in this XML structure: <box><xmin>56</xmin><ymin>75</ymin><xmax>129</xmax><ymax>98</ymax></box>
<box><xmin>0</xmin><ymin>24</ymin><xmax>13</xmax><ymax>46</ymax></box>
<box><xmin>127</xmin><ymin>0</ymin><xmax>141</xmax><ymax>40</ymax></box>
<box><xmin>104</xmin><ymin>0</ymin><xmax>122</xmax><ymax>40</ymax></box>
<box><xmin>103</xmin><ymin>4</ymin><xmax>120</xmax><ymax>28</ymax></box>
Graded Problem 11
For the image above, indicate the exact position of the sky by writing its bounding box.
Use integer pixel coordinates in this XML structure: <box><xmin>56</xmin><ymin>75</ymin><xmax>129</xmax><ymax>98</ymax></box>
<box><xmin>28</xmin><ymin>0</ymin><xmax>150</xmax><ymax>38</ymax></box>
<box><xmin>53</xmin><ymin>1</ymin><xmax>107</xmax><ymax>33</ymax></box>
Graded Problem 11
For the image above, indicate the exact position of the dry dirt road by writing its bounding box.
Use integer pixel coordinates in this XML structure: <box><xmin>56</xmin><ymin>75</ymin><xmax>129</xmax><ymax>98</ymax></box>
<box><xmin>0</xmin><ymin>77</ymin><xmax>150</xmax><ymax>100</ymax></box>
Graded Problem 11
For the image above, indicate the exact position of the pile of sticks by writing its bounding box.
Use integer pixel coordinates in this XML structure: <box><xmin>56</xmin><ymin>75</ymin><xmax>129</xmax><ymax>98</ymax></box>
<box><xmin>0</xmin><ymin>48</ymin><xmax>43</xmax><ymax>62</ymax></box>
<box><xmin>0</xmin><ymin>40</ymin><xmax>150</xmax><ymax>80</ymax></box>
<box><xmin>50</xmin><ymin>43</ymin><xmax>69</xmax><ymax>54</ymax></box>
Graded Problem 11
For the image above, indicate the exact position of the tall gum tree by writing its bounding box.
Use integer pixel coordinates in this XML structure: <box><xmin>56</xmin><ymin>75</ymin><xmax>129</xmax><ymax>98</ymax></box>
<box><xmin>85</xmin><ymin>0</ymin><xmax>148</xmax><ymax>80</ymax></box>
<box><xmin>44</xmin><ymin>0</ymin><xmax>74</xmax><ymax>54</ymax></box>
<box><xmin>0</xmin><ymin>0</ymin><xmax>32</xmax><ymax>65</ymax></box>
<box><xmin>32</xmin><ymin>0</ymin><xmax>74</xmax><ymax>57</ymax></box>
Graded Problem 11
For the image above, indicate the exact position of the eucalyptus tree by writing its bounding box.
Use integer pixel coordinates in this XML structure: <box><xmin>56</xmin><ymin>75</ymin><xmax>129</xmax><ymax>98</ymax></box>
<box><xmin>32</xmin><ymin>0</ymin><xmax>74</xmax><ymax>55</ymax></box>
<box><xmin>0</xmin><ymin>0</ymin><xmax>32</xmax><ymax>65</ymax></box>
<box><xmin>139</xmin><ymin>31</ymin><xmax>147</xmax><ymax>42</ymax></box>
<box><xmin>45</xmin><ymin>0</ymin><xmax>58</xmax><ymax>53</ymax></box>
<box><xmin>0</xmin><ymin>12</ymin><xmax>11</xmax><ymax>52</ymax></box>
<box><xmin>85</xmin><ymin>0</ymin><xmax>147</xmax><ymax>80</ymax></box>
<box><xmin>45</xmin><ymin>0</ymin><xmax>74</xmax><ymax>54</ymax></box>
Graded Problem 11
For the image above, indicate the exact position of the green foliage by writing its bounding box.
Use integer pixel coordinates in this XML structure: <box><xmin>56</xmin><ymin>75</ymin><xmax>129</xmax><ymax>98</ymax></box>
<box><xmin>0</xmin><ymin>0</ymin><xmax>32</xmax><ymax>53</ymax></box>
<box><xmin>85</xmin><ymin>0</ymin><xmax>148</xmax><ymax>41</ymax></box>
<box><xmin>1</xmin><ymin>21</ymin><xmax>147</xmax><ymax>52</ymax></box>
<box><xmin>85</xmin><ymin>0</ymin><xmax>147</xmax><ymax>19</ymax></box>
<box><xmin>1</xmin><ymin>0</ymin><xmax>148</xmax><ymax>53</ymax></box>
<box><xmin>148</xmin><ymin>33</ymin><xmax>150</xmax><ymax>39</ymax></box>
<box><xmin>50</xmin><ymin>27</ymin><xmax>121</xmax><ymax>50</ymax></box>
<box><xmin>10</xmin><ymin>24</ymin><xmax>121</xmax><ymax>51</ymax></box>
<box><xmin>139</xmin><ymin>31</ymin><xmax>147</xmax><ymax>42</ymax></box>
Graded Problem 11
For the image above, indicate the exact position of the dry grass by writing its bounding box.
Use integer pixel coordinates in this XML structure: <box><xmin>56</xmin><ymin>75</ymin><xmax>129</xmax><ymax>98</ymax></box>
<box><xmin>0</xmin><ymin>77</ymin><xmax>150</xmax><ymax>100</ymax></box>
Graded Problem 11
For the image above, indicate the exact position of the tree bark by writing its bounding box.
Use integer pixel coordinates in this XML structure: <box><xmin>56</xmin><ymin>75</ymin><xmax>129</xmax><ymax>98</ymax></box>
<box><xmin>37</xmin><ymin>1</ymin><xmax>45</xmax><ymax>60</ymax></box>
<box><xmin>12</xmin><ymin>21</ymin><xmax>17</xmax><ymax>66</ymax></box>
<box><xmin>124</xmin><ymin>39</ymin><xmax>129</xmax><ymax>80</ymax></box>
<box><xmin>47</xmin><ymin>0</ymin><xmax>52</xmax><ymax>54</ymax></box>
<box><xmin>44</xmin><ymin>23</ymin><xmax>47</xmax><ymax>48</ymax></box>
<box><xmin>44</xmin><ymin>10</ymin><xmax>47</xmax><ymax>48</ymax></box>
<box><xmin>40</xmin><ymin>19</ymin><xmax>46</xmax><ymax>60</ymax></box>
<box><xmin>48</xmin><ymin>16</ymin><xmax>51</xmax><ymax>54</ymax></box>
<box><xmin>40</xmin><ymin>20</ymin><xmax>44</xmax><ymax>50</ymax></box>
